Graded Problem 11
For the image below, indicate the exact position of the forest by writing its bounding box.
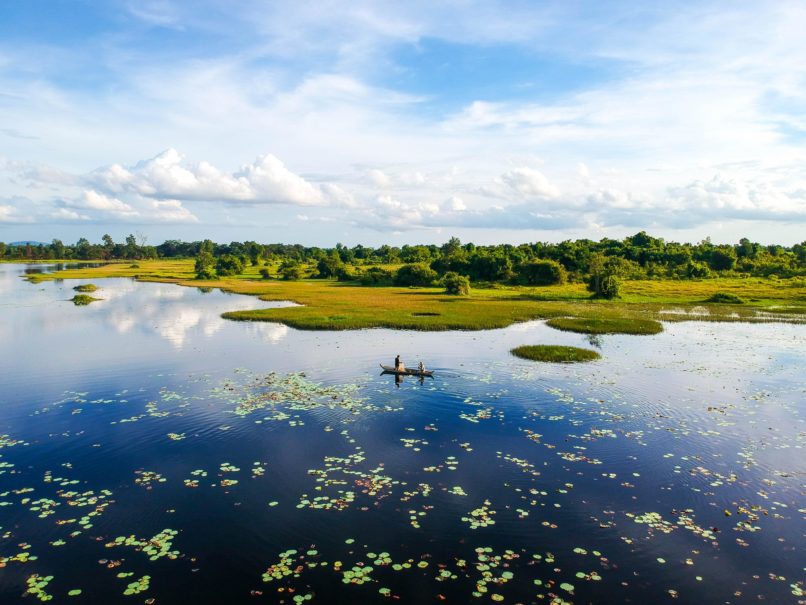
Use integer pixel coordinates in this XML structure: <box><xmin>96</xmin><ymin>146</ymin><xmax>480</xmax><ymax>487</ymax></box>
<box><xmin>3</xmin><ymin>232</ymin><xmax>805</xmax><ymax>297</ymax></box>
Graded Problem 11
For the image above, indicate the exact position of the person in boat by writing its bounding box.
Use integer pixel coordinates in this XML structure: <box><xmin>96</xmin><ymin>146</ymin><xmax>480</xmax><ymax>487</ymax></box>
<box><xmin>418</xmin><ymin>361</ymin><xmax>425</xmax><ymax>372</ymax></box>
<box><xmin>395</xmin><ymin>354</ymin><xmax>404</xmax><ymax>371</ymax></box>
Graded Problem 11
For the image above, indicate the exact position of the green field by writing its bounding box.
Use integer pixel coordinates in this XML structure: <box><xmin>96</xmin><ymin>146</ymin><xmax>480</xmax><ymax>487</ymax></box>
<box><xmin>25</xmin><ymin>259</ymin><xmax>806</xmax><ymax>331</ymax></box>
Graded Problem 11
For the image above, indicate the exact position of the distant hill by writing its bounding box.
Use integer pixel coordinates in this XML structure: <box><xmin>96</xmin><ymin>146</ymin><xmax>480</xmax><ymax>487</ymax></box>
<box><xmin>8</xmin><ymin>241</ymin><xmax>49</xmax><ymax>247</ymax></box>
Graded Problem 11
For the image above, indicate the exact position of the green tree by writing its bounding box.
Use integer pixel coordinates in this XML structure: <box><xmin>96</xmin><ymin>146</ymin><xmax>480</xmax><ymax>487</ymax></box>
<box><xmin>200</xmin><ymin>239</ymin><xmax>215</xmax><ymax>255</ymax></box>
<box><xmin>394</xmin><ymin>263</ymin><xmax>437</xmax><ymax>286</ymax></box>
<box><xmin>245</xmin><ymin>241</ymin><xmax>262</xmax><ymax>266</ymax></box>
<box><xmin>401</xmin><ymin>245</ymin><xmax>432</xmax><ymax>263</ymax></box>
<box><xmin>359</xmin><ymin>267</ymin><xmax>394</xmax><ymax>285</ymax></box>
<box><xmin>709</xmin><ymin>247</ymin><xmax>737</xmax><ymax>271</ymax></box>
<box><xmin>517</xmin><ymin>259</ymin><xmax>567</xmax><ymax>286</ymax></box>
<box><xmin>442</xmin><ymin>271</ymin><xmax>470</xmax><ymax>295</ymax></box>
<box><xmin>278</xmin><ymin>260</ymin><xmax>303</xmax><ymax>280</ymax></box>
<box><xmin>50</xmin><ymin>239</ymin><xmax>65</xmax><ymax>259</ymax></box>
<box><xmin>685</xmin><ymin>261</ymin><xmax>711</xmax><ymax>278</ymax></box>
<box><xmin>316</xmin><ymin>251</ymin><xmax>343</xmax><ymax>278</ymax></box>
<box><xmin>194</xmin><ymin>251</ymin><xmax>216</xmax><ymax>279</ymax></box>
<box><xmin>215</xmin><ymin>254</ymin><xmax>245</xmax><ymax>277</ymax></box>
<box><xmin>441</xmin><ymin>236</ymin><xmax>462</xmax><ymax>256</ymax></box>
<box><xmin>101</xmin><ymin>234</ymin><xmax>115</xmax><ymax>259</ymax></box>
<box><xmin>75</xmin><ymin>238</ymin><xmax>92</xmax><ymax>260</ymax></box>
<box><xmin>587</xmin><ymin>254</ymin><xmax>621</xmax><ymax>299</ymax></box>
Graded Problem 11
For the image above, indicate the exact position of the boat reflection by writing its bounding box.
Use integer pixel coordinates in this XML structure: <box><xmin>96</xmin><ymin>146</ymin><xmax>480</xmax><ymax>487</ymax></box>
<box><xmin>380</xmin><ymin>369</ymin><xmax>433</xmax><ymax>388</ymax></box>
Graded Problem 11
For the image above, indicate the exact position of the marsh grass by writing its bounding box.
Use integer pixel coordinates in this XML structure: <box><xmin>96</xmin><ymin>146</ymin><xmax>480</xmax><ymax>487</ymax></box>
<box><xmin>546</xmin><ymin>316</ymin><xmax>663</xmax><ymax>335</ymax></box>
<box><xmin>511</xmin><ymin>345</ymin><xmax>601</xmax><ymax>363</ymax></box>
<box><xmin>72</xmin><ymin>284</ymin><xmax>98</xmax><ymax>293</ymax></box>
<box><xmin>26</xmin><ymin>259</ymin><xmax>806</xmax><ymax>330</ymax></box>
<box><xmin>705</xmin><ymin>292</ymin><xmax>745</xmax><ymax>304</ymax></box>
<box><xmin>71</xmin><ymin>294</ymin><xmax>101</xmax><ymax>306</ymax></box>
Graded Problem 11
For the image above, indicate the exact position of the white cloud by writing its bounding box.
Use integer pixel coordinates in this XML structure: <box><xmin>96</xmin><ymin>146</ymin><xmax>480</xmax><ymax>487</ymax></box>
<box><xmin>444</xmin><ymin>196</ymin><xmax>466</xmax><ymax>212</ymax></box>
<box><xmin>235</xmin><ymin>154</ymin><xmax>323</xmax><ymax>205</ymax></box>
<box><xmin>499</xmin><ymin>167</ymin><xmax>560</xmax><ymax>199</ymax></box>
<box><xmin>0</xmin><ymin>200</ymin><xmax>35</xmax><ymax>223</ymax></box>
<box><xmin>144</xmin><ymin>199</ymin><xmax>199</xmax><ymax>223</ymax></box>
<box><xmin>50</xmin><ymin>208</ymin><xmax>90</xmax><ymax>221</ymax></box>
<box><xmin>88</xmin><ymin>149</ymin><xmax>333</xmax><ymax>206</ymax></box>
<box><xmin>47</xmin><ymin>189</ymin><xmax>198</xmax><ymax>224</ymax></box>
<box><xmin>75</xmin><ymin>190</ymin><xmax>139</xmax><ymax>217</ymax></box>
<box><xmin>665</xmin><ymin>175</ymin><xmax>806</xmax><ymax>220</ymax></box>
<box><xmin>366</xmin><ymin>168</ymin><xmax>391</xmax><ymax>188</ymax></box>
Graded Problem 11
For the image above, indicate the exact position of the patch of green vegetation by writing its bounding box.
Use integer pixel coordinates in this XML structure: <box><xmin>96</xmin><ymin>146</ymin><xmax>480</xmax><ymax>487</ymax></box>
<box><xmin>765</xmin><ymin>306</ymin><xmax>806</xmax><ymax>315</ymax></box>
<box><xmin>511</xmin><ymin>345</ymin><xmax>601</xmax><ymax>363</ymax></box>
<box><xmin>72</xmin><ymin>283</ymin><xmax>98</xmax><ymax>293</ymax></box>
<box><xmin>705</xmin><ymin>292</ymin><xmax>745</xmax><ymax>304</ymax></box>
<box><xmin>26</xmin><ymin>260</ymin><xmax>806</xmax><ymax>330</ymax></box>
<box><xmin>71</xmin><ymin>294</ymin><xmax>101</xmax><ymax>306</ymax></box>
<box><xmin>546</xmin><ymin>316</ymin><xmax>663</xmax><ymax>335</ymax></box>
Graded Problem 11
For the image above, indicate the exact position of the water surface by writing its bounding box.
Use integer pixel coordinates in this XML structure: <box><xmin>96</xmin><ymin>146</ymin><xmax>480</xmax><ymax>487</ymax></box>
<box><xmin>1</xmin><ymin>263</ymin><xmax>803</xmax><ymax>604</ymax></box>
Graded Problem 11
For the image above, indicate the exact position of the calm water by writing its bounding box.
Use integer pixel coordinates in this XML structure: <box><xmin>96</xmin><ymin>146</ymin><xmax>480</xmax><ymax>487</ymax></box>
<box><xmin>0</xmin><ymin>263</ymin><xmax>803</xmax><ymax>604</ymax></box>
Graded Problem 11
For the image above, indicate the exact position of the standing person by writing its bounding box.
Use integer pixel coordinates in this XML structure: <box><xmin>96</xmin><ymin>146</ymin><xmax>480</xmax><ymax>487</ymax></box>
<box><xmin>395</xmin><ymin>354</ymin><xmax>401</xmax><ymax>370</ymax></box>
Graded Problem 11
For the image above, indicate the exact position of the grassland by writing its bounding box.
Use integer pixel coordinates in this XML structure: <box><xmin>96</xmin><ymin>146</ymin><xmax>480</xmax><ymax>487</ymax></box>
<box><xmin>511</xmin><ymin>345</ymin><xmax>601</xmax><ymax>363</ymax></box>
<box><xmin>25</xmin><ymin>259</ymin><xmax>806</xmax><ymax>331</ymax></box>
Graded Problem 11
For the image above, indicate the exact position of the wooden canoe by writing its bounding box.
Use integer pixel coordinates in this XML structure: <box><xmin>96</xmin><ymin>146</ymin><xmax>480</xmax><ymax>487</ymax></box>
<box><xmin>379</xmin><ymin>364</ymin><xmax>434</xmax><ymax>377</ymax></box>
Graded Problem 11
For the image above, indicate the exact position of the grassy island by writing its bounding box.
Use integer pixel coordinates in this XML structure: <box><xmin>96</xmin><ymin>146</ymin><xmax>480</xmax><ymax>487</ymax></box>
<box><xmin>73</xmin><ymin>284</ymin><xmax>99</xmax><ymax>293</ymax></box>
<box><xmin>71</xmin><ymin>294</ymin><xmax>101</xmax><ymax>305</ymax></box>
<box><xmin>546</xmin><ymin>317</ymin><xmax>663</xmax><ymax>335</ymax></box>
<box><xmin>511</xmin><ymin>345</ymin><xmax>601</xmax><ymax>363</ymax></box>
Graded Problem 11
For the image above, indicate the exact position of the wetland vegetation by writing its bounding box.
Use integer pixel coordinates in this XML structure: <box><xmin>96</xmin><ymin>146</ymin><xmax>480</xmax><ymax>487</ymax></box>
<box><xmin>23</xmin><ymin>257</ymin><xmax>805</xmax><ymax>332</ymax></box>
<box><xmin>70</xmin><ymin>293</ymin><xmax>101</xmax><ymax>305</ymax></box>
<box><xmin>545</xmin><ymin>317</ymin><xmax>664</xmax><ymax>335</ymax></box>
<box><xmin>510</xmin><ymin>344</ymin><xmax>601</xmax><ymax>363</ymax></box>
<box><xmin>10</xmin><ymin>231</ymin><xmax>803</xmax><ymax>333</ymax></box>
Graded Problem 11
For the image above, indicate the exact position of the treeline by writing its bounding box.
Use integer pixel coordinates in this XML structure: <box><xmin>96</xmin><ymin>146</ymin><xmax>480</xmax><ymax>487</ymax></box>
<box><xmin>3</xmin><ymin>232</ymin><xmax>806</xmax><ymax>285</ymax></box>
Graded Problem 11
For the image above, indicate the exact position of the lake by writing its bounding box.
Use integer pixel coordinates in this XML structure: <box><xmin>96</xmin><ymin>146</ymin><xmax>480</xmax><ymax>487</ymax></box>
<box><xmin>0</xmin><ymin>262</ymin><xmax>804</xmax><ymax>604</ymax></box>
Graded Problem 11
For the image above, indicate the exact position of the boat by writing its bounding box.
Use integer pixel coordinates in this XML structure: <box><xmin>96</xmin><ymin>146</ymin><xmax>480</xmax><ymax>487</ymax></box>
<box><xmin>379</xmin><ymin>364</ymin><xmax>434</xmax><ymax>377</ymax></box>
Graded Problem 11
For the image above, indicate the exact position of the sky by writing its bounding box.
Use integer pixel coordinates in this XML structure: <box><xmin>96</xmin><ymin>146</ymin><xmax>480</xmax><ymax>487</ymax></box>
<box><xmin>1</xmin><ymin>0</ymin><xmax>805</xmax><ymax>247</ymax></box>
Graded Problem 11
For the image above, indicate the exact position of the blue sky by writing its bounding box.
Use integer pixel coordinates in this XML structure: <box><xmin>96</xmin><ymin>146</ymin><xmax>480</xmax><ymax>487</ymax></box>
<box><xmin>1</xmin><ymin>0</ymin><xmax>805</xmax><ymax>246</ymax></box>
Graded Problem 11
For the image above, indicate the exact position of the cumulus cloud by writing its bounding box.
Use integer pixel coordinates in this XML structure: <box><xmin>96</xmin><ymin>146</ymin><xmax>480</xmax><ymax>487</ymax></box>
<box><xmin>73</xmin><ymin>190</ymin><xmax>139</xmax><ymax>217</ymax></box>
<box><xmin>477</xmin><ymin>167</ymin><xmax>562</xmax><ymax>203</ymax></box>
<box><xmin>354</xmin><ymin>190</ymin><xmax>581</xmax><ymax>232</ymax></box>
<box><xmin>144</xmin><ymin>199</ymin><xmax>199</xmax><ymax>223</ymax></box>
<box><xmin>351</xmin><ymin>168</ymin><xmax>806</xmax><ymax>233</ymax></box>
<box><xmin>47</xmin><ymin>189</ymin><xmax>198</xmax><ymax>224</ymax></box>
<box><xmin>88</xmin><ymin>149</ymin><xmax>336</xmax><ymax>206</ymax></box>
<box><xmin>235</xmin><ymin>153</ymin><xmax>323</xmax><ymax>205</ymax></box>
<box><xmin>500</xmin><ymin>167</ymin><xmax>560</xmax><ymax>199</ymax></box>
<box><xmin>664</xmin><ymin>175</ymin><xmax>806</xmax><ymax>221</ymax></box>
